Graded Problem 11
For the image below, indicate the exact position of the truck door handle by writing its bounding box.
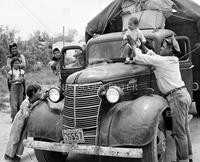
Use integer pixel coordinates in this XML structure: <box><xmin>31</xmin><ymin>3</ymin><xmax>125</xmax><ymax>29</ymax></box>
<box><xmin>189</xmin><ymin>65</ymin><xmax>194</xmax><ymax>69</ymax></box>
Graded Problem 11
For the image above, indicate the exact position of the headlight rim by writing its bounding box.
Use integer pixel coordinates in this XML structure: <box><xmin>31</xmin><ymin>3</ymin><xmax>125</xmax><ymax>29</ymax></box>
<box><xmin>48</xmin><ymin>87</ymin><xmax>61</xmax><ymax>103</ymax></box>
<box><xmin>106</xmin><ymin>86</ymin><xmax>123</xmax><ymax>103</ymax></box>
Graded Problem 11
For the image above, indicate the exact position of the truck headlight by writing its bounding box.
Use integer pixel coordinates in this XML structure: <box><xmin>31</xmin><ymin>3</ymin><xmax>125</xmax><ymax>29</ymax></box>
<box><xmin>48</xmin><ymin>87</ymin><xmax>61</xmax><ymax>103</ymax></box>
<box><xmin>106</xmin><ymin>86</ymin><xmax>123</xmax><ymax>103</ymax></box>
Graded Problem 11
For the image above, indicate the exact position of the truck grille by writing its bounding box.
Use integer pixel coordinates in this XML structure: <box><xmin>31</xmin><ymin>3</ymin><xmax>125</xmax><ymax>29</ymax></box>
<box><xmin>63</xmin><ymin>82</ymin><xmax>103</xmax><ymax>145</ymax></box>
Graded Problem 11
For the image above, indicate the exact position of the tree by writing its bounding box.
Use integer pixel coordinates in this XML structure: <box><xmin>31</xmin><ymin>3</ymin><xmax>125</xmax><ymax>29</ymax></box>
<box><xmin>0</xmin><ymin>26</ymin><xmax>79</xmax><ymax>72</ymax></box>
<box><xmin>0</xmin><ymin>25</ymin><xmax>18</xmax><ymax>56</ymax></box>
<box><xmin>53</xmin><ymin>28</ymin><xmax>78</xmax><ymax>42</ymax></box>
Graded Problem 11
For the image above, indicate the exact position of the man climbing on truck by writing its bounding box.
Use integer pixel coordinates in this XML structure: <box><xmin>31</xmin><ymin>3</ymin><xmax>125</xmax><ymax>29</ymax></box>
<box><xmin>133</xmin><ymin>38</ymin><xmax>193</xmax><ymax>162</ymax></box>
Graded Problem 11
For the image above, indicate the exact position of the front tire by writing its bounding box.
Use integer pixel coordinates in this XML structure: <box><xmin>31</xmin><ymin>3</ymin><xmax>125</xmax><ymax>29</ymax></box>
<box><xmin>34</xmin><ymin>138</ymin><xmax>68</xmax><ymax>162</ymax></box>
<box><xmin>142</xmin><ymin>119</ymin><xmax>166</xmax><ymax>162</ymax></box>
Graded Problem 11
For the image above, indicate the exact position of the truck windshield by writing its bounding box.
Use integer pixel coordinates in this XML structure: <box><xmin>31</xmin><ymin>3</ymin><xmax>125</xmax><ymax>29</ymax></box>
<box><xmin>88</xmin><ymin>39</ymin><xmax>156</xmax><ymax>65</ymax></box>
<box><xmin>88</xmin><ymin>40</ymin><xmax>123</xmax><ymax>65</ymax></box>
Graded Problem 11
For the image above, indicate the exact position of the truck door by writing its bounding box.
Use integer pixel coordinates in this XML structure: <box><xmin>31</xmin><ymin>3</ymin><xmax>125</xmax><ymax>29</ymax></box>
<box><xmin>176</xmin><ymin>36</ymin><xmax>193</xmax><ymax>98</ymax></box>
<box><xmin>60</xmin><ymin>46</ymin><xmax>86</xmax><ymax>89</ymax></box>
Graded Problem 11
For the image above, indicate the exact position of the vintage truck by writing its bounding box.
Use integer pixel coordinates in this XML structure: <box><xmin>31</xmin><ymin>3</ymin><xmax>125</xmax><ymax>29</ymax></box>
<box><xmin>23</xmin><ymin>0</ymin><xmax>200</xmax><ymax>162</ymax></box>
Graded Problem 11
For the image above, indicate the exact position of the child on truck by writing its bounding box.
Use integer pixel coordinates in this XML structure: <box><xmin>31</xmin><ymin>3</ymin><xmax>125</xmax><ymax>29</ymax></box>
<box><xmin>122</xmin><ymin>17</ymin><xmax>146</xmax><ymax>64</ymax></box>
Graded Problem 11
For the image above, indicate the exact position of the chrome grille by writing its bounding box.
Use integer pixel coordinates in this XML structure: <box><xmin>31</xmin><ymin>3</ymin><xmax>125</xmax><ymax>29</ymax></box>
<box><xmin>63</xmin><ymin>82</ymin><xmax>103</xmax><ymax>145</ymax></box>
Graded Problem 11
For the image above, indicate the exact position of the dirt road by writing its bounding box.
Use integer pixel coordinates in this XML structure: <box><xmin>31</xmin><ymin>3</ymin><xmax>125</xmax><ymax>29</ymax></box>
<box><xmin>0</xmin><ymin>93</ymin><xmax>37</xmax><ymax>162</ymax></box>
<box><xmin>1</xmin><ymin>93</ymin><xmax>200</xmax><ymax>162</ymax></box>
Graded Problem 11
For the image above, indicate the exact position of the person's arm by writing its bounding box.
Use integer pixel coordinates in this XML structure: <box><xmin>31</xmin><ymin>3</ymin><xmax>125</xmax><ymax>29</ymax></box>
<box><xmin>134</xmin><ymin>49</ymin><xmax>164</xmax><ymax>66</ymax></box>
<box><xmin>6</xmin><ymin>58</ymin><xmax>11</xmax><ymax>71</ymax></box>
<box><xmin>8</xmin><ymin>73</ymin><xmax>12</xmax><ymax>84</ymax></box>
<box><xmin>138</xmin><ymin>29</ymin><xmax>146</xmax><ymax>43</ymax></box>
<box><xmin>18</xmin><ymin>70</ymin><xmax>25</xmax><ymax>83</ymax></box>
<box><xmin>19</xmin><ymin>54</ymin><xmax>26</xmax><ymax>69</ymax></box>
<box><xmin>8</xmin><ymin>73</ymin><xmax>18</xmax><ymax>84</ymax></box>
<box><xmin>123</xmin><ymin>30</ymin><xmax>130</xmax><ymax>40</ymax></box>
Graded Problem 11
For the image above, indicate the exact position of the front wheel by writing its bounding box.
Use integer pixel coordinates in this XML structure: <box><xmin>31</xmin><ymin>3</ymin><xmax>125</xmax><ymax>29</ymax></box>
<box><xmin>142</xmin><ymin>121</ymin><xmax>166</xmax><ymax>162</ymax></box>
<box><xmin>34</xmin><ymin>138</ymin><xmax>68</xmax><ymax>162</ymax></box>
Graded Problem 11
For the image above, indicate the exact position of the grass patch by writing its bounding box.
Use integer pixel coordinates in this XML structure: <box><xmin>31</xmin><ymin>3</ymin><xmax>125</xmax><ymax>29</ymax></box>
<box><xmin>0</xmin><ymin>103</ymin><xmax>9</xmax><ymax>112</ymax></box>
<box><xmin>0</xmin><ymin>68</ymin><xmax>59</xmax><ymax>95</ymax></box>
<box><xmin>25</xmin><ymin>68</ymin><xmax>59</xmax><ymax>87</ymax></box>
<box><xmin>0</xmin><ymin>68</ymin><xmax>58</xmax><ymax>112</ymax></box>
<box><xmin>0</xmin><ymin>75</ymin><xmax>8</xmax><ymax>94</ymax></box>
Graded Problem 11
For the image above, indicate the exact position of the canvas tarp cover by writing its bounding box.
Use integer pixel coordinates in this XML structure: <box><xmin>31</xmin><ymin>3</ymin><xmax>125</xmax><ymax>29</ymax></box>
<box><xmin>86</xmin><ymin>0</ymin><xmax>123</xmax><ymax>36</ymax></box>
<box><xmin>85</xmin><ymin>0</ymin><xmax>200</xmax><ymax>38</ymax></box>
<box><xmin>173</xmin><ymin>0</ymin><xmax>200</xmax><ymax>19</ymax></box>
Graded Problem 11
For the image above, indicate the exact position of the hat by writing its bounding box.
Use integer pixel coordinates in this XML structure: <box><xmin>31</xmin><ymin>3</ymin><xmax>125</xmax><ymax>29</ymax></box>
<box><xmin>9</xmin><ymin>43</ymin><xmax>17</xmax><ymax>49</ymax></box>
<box><xmin>52</xmin><ymin>48</ymin><xmax>60</xmax><ymax>53</ymax></box>
<box><xmin>165</xmin><ymin>35</ymin><xmax>180</xmax><ymax>52</ymax></box>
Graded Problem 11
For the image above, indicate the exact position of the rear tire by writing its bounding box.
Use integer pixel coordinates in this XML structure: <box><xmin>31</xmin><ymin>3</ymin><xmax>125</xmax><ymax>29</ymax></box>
<box><xmin>34</xmin><ymin>138</ymin><xmax>68</xmax><ymax>162</ymax></box>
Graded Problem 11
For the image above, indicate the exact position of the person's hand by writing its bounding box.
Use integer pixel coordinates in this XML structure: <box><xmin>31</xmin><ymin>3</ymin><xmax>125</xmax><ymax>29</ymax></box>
<box><xmin>123</xmin><ymin>35</ymin><xmax>128</xmax><ymax>41</ymax></box>
<box><xmin>40</xmin><ymin>91</ymin><xmax>48</xmax><ymax>100</ymax></box>
<box><xmin>17</xmin><ymin>77</ymin><xmax>25</xmax><ymax>83</ymax></box>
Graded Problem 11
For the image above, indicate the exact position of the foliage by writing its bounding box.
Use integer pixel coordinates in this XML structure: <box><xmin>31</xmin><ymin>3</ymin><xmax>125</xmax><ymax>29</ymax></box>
<box><xmin>25</xmin><ymin>68</ymin><xmax>59</xmax><ymax>86</ymax></box>
<box><xmin>0</xmin><ymin>25</ymin><xmax>78</xmax><ymax>72</ymax></box>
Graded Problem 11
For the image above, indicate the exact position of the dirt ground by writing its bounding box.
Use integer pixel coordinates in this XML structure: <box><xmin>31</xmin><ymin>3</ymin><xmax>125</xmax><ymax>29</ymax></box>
<box><xmin>0</xmin><ymin>93</ymin><xmax>37</xmax><ymax>162</ymax></box>
<box><xmin>1</xmin><ymin>92</ymin><xmax>200</xmax><ymax>162</ymax></box>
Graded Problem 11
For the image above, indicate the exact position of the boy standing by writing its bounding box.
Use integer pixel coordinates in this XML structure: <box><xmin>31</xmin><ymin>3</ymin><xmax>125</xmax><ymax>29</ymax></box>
<box><xmin>8</xmin><ymin>58</ymin><xmax>25</xmax><ymax>121</ymax></box>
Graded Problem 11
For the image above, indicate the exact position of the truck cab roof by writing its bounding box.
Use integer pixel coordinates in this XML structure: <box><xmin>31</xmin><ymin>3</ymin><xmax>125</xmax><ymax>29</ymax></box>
<box><xmin>87</xmin><ymin>29</ymin><xmax>175</xmax><ymax>46</ymax></box>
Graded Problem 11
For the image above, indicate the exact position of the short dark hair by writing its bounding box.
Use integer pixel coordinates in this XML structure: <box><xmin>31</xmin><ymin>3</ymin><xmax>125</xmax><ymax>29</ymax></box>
<box><xmin>10</xmin><ymin>57</ymin><xmax>20</xmax><ymax>67</ymax></box>
<box><xmin>52</xmin><ymin>48</ymin><xmax>60</xmax><ymax>54</ymax></box>
<box><xmin>129</xmin><ymin>17</ymin><xmax>139</xmax><ymax>26</ymax></box>
<box><xmin>9</xmin><ymin>43</ymin><xmax>17</xmax><ymax>53</ymax></box>
<box><xmin>26</xmin><ymin>84</ymin><xmax>41</xmax><ymax>98</ymax></box>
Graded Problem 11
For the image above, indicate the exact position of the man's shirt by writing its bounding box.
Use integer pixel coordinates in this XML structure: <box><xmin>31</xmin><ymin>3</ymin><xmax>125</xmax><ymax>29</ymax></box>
<box><xmin>134</xmin><ymin>49</ymin><xmax>185</xmax><ymax>94</ymax></box>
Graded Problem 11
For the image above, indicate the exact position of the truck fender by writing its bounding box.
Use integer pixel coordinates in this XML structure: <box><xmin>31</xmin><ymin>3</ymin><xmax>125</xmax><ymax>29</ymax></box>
<box><xmin>27</xmin><ymin>99</ymin><xmax>63</xmax><ymax>142</ymax></box>
<box><xmin>99</xmin><ymin>94</ymin><xmax>168</xmax><ymax>147</ymax></box>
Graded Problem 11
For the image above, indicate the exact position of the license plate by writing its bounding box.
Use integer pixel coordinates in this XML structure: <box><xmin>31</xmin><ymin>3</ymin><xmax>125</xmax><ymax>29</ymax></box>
<box><xmin>63</xmin><ymin>128</ymin><xmax>85</xmax><ymax>144</ymax></box>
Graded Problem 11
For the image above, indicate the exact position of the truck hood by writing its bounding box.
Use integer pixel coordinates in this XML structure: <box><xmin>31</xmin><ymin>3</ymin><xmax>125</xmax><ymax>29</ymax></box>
<box><xmin>66</xmin><ymin>62</ymin><xmax>149</xmax><ymax>84</ymax></box>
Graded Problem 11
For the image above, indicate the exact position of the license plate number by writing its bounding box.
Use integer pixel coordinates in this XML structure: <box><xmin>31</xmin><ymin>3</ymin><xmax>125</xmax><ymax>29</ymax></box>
<box><xmin>63</xmin><ymin>128</ymin><xmax>85</xmax><ymax>144</ymax></box>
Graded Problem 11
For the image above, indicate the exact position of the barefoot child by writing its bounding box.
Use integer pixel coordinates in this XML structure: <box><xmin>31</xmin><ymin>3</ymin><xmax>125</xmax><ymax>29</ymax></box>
<box><xmin>123</xmin><ymin>17</ymin><xmax>146</xmax><ymax>64</ymax></box>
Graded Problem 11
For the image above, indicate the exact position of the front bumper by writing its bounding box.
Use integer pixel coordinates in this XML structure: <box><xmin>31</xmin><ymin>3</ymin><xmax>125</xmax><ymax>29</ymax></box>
<box><xmin>23</xmin><ymin>138</ymin><xmax>142</xmax><ymax>158</ymax></box>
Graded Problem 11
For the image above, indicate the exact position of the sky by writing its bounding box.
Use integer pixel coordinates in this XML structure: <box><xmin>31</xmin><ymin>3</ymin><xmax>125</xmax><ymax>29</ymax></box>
<box><xmin>0</xmin><ymin>0</ymin><xmax>113</xmax><ymax>40</ymax></box>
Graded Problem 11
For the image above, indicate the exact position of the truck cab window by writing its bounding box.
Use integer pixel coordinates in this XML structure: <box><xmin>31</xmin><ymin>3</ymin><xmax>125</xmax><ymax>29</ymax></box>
<box><xmin>64</xmin><ymin>49</ymin><xmax>84</xmax><ymax>69</ymax></box>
